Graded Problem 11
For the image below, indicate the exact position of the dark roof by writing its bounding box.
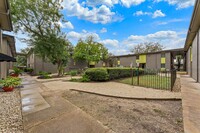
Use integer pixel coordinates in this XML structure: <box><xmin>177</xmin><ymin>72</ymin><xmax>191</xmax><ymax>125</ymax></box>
<box><xmin>184</xmin><ymin>0</ymin><xmax>200</xmax><ymax>51</ymax></box>
<box><xmin>0</xmin><ymin>53</ymin><xmax>16</xmax><ymax>62</ymax></box>
<box><xmin>113</xmin><ymin>48</ymin><xmax>184</xmax><ymax>58</ymax></box>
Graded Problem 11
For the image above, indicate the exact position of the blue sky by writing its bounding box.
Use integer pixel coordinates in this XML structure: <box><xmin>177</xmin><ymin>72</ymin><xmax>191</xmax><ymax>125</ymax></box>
<box><xmin>14</xmin><ymin>0</ymin><xmax>195</xmax><ymax>55</ymax></box>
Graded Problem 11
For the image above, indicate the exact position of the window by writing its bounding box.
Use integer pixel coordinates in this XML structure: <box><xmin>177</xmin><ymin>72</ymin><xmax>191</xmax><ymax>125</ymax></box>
<box><xmin>136</xmin><ymin>55</ymin><xmax>139</xmax><ymax>59</ymax></box>
<box><xmin>161</xmin><ymin>53</ymin><xmax>165</xmax><ymax>58</ymax></box>
<box><xmin>161</xmin><ymin>63</ymin><xmax>165</xmax><ymax>68</ymax></box>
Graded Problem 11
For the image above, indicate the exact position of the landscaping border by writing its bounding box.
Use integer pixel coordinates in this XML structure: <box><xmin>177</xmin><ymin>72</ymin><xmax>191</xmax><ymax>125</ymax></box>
<box><xmin>69</xmin><ymin>89</ymin><xmax>182</xmax><ymax>100</ymax></box>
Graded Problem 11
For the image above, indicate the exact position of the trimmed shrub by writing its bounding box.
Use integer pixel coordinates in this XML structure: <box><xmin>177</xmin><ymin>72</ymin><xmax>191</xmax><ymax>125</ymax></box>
<box><xmin>24</xmin><ymin>68</ymin><xmax>34</xmax><ymax>73</ymax></box>
<box><xmin>107</xmin><ymin>68</ymin><xmax>132</xmax><ymax>80</ymax></box>
<box><xmin>84</xmin><ymin>67</ymin><xmax>144</xmax><ymax>81</ymax></box>
<box><xmin>69</xmin><ymin>70</ymin><xmax>78</xmax><ymax>76</ymax></box>
<box><xmin>84</xmin><ymin>68</ymin><xmax>109</xmax><ymax>81</ymax></box>
<box><xmin>80</xmin><ymin>75</ymin><xmax>91</xmax><ymax>82</ymax></box>
<box><xmin>37</xmin><ymin>71</ymin><xmax>51</xmax><ymax>79</ymax></box>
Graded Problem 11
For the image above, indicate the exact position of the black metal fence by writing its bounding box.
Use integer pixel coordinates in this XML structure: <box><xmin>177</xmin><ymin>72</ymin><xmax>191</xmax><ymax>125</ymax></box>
<box><xmin>130</xmin><ymin>69</ymin><xmax>177</xmax><ymax>91</ymax></box>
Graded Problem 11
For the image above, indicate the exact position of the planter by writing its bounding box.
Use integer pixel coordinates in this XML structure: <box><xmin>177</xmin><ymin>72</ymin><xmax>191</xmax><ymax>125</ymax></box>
<box><xmin>10</xmin><ymin>73</ymin><xmax>19</xmax><ymax>77</ymax></box>
<box><xmin>2</xmin><ymin>86</ymin><xmax>14</xmax><ymax>92</ymax></box>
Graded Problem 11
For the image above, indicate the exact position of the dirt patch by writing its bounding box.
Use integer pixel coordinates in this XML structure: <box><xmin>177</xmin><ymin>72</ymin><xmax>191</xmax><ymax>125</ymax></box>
<box><xmin>64</xmin><ymin>91</ymin><xmax>183</xmax><ymax>133</ymax></box>
<box><xmin>173</xmin><ymin>78</ymin><xmax>181</xmax><ymax>92</ymax></box>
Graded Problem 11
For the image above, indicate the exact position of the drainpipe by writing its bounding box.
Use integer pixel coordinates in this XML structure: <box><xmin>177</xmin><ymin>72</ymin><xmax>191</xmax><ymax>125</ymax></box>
<box><xmin>197</xmin><ymin>29</ymin><xmax>199</xmax><ymax>82</ymax></box>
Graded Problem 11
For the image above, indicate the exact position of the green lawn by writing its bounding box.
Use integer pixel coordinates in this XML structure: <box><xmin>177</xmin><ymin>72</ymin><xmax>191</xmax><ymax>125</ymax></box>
<box><xmin>117</xmin><ymin>75</ymin><xmax>171</xmax><ymax>90</ymax></box>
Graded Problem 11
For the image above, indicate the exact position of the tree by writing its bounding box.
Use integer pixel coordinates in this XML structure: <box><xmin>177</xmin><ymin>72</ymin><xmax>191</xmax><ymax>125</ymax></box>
<box><xmin>10</xmin><ymin>0</ymin><xmax>63</xmax><ymax>37</ymax></box>
<box><xmin>130</xmin><ymin>42</ymin><xmax>165</xmax><ymax>54</ymax></box>
<box><xmin>73</xmin><ymin>36</ymin><xmax>108</xmax><ymax>67</ymax></box>
<box><xmin>103</xmin><ymin>53</ymin><xmax>117</xmax><ymax>67</ymax></box>
<box><xmin>33</xmin><ymin>32</ymin><xmax>72</xmax><ymax>76</ymax></box>
<box><xmin>10</xmin><ymin>0</ymin><xmax>71</xmax><ymax>76</ymax></box>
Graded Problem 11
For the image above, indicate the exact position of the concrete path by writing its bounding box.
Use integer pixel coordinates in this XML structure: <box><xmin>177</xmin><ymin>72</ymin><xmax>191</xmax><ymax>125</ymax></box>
<box><xmin>43</xmin><ymin>80</ymin><xmax>181</xmax><ymax>100</ymax></box>
<box><xmin>21</xmin><ymin>76</ymin><xmax>50</xmax><ymax>116</ymax></box>
<box><xmin>180</xmin><ymin>75</ymin><xmax>200</xmax><ymax>133</ymax></box>
<box><xmin>21</xmin><ymin>76</ymin><xmax>113</xmax><ymax>133</ymax></box>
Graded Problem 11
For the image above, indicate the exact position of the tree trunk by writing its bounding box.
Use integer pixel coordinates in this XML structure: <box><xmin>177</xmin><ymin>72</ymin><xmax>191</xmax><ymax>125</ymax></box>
<box><xmin>57</xmin><ymin>62</ymin><xmax>62</xmax><ymax>77</ymax></box>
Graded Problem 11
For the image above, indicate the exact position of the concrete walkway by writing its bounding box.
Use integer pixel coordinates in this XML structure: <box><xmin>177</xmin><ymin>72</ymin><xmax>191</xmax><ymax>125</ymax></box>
<box><xmin>180</xmin><ymin>75</ymin><xmax>200</xmax><ymax>133</ymax></box>
<box><xmin>43</xmin><ymin>80</ymin><xmax>181</xmax><ymax>100</ymax></box>
<box><xmin>21</xmin><ymin>76</ymin><xmax>50</xmax><ymax>116</ymax></box>
<box><xmin>21</xmin><ymin>76</ymin><xmax>114</xmax><ymax>133</ymax></box>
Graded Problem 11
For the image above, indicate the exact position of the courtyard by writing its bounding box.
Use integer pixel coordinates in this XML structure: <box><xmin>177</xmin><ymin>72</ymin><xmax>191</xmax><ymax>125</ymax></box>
<box><xmin>20</xmin><ymin>74</ymin><xmax>183</xmax><ymax>133</ymax></box>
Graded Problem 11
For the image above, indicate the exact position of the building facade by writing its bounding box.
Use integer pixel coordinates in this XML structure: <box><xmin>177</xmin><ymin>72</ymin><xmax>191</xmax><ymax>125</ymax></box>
<box><xmin>96</xmin><ymin>49</ymin><xmax>184</xmax><ymax>71</ymax></box>
<box><xmin>0</xmin><ymin>35</ymin><xmax>16</xmax><ymax>79</ymax></box>
<box><xmin>185</xmin><ymin>0</ymin><xmax>200</xmax><ymax>83</ymax></box>
<box><xmin>0</xmin><ymin>0</ymin><xmax>16</xmax><ymax>79</ymax></box>
<box><xmin>27</xmin><ymin>50</ymin><xmax>87</xmax><ymax>75</ymax></box>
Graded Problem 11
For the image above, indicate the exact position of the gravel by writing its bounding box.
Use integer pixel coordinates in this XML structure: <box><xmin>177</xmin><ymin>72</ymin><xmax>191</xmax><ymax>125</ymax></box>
<box><xmin>0</xmin><ymin>89</ymin><xmax>23</xmax><ymax>132</ymax></box>
<box><xmin>64</xmin><ymin>90</ymin><xmax>183</xmax><ymax>133</ymax></box>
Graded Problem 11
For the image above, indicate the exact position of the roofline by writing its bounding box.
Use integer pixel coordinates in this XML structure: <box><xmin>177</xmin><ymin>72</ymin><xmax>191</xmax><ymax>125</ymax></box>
<box><xmin>6</xmin><ymin>0</ymin><xmax>13</xmax><ymax>31</ymax></box>
<box><xmin>184</xmin><ymin>0</ymin><xmax>200</xmax><ymax>51</ymax></box>
<box><xmin>0</xmin><ymin>0</ymin><xmax>13</xmax><ymax>31</ymax></box>
<box><xmin>2</xmin><ymin>33</ymin><xmax>16</xmax><ymax>56</ymax></box>
<box><xmin>112</xmin><ymin>48</ymin><xmax>184</xmax><ymax>58</ymax></box>
<box><xmin>16</xmin><ymin>52</ymin><xmax>27</xmax><ymax>56</ymax></box>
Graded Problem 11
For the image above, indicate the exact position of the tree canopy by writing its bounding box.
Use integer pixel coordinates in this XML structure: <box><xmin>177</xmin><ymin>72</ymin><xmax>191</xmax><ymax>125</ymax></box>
<box><xmin>73</xmin><ymin>36</ymin><xmax>108</xmax><ymax>67</ymax></box>
<box><xmin>130</xmin><ymin>42</ymin><xmax>165</xmax><ymax>54</ymax></box>
<box><xmin>10</xmin><ymin>0</ymin><xmax>71</xmax><ymax>76</ymax></box>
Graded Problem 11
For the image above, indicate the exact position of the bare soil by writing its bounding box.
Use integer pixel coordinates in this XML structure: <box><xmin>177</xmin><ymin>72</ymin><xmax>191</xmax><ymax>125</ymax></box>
<box><xmin>64</xmin><ymin>90</ymin><xmax>183</xmax><ymax>133</ymax></box>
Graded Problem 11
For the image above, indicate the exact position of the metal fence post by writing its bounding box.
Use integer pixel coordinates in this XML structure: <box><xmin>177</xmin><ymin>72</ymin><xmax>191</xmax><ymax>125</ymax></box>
<box><xmin>131</xmin><ymin>68</ymin><xmax>133</xmax><ymax>85</ymax></box>
<box><xmin>137</xmin><ymin>66</ymin><xmax>139</xmax><ymax>85</ymax></box>
<box><xmin>171</xmin><ymin>70</ymin><xmax>173</xmax><ymax>91</ymax></box>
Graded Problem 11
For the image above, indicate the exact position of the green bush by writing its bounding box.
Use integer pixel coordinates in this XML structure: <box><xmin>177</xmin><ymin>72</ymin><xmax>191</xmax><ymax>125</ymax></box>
<box><xmin>13</xmin><ymin>67</ymin><xmax>22</xmax><ymax>75</ymax></box>
<box><xmin>24</xmin><ymin>68</ymin><xmax>34</xmax><ymax>73</ymax></box>
<box><xmin>84</xmin><ymin>67</ymin><xmax>144</xmax><ymax>81</ymax></box>
<box><xmin>0</xmin><ymin>77</ymin><xmax>22</xmax><ymax>88</ymax></box>
<box><xmin>80</xmin><ymin>75</ymin><xmax>90</xmax><ymax>82</ymax></box>
<box><xmin>37</xmin><ymin>71</ymin><xmax>51</xmax><ymax>79</ymax></box>
<box><xmin>84</xmin><ymin>68</ymin><xmax>109</xmax><ymax>81</ymax></box>
<box><xmin>107</xmin><ymin>68</ymin><xmax>132</xmax><ymax>80</ymax></box>
<box><xmin>69</xmin><ymin>70</ymin><xmax>78</xmax><ymax>76</ymax></box>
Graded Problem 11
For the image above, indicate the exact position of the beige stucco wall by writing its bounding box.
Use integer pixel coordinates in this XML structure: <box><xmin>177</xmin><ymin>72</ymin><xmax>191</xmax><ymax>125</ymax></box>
<box><xmin>186</xmin><ymin>27</ymin><xmax>200</xmax><ymax>82</ymax></box>
<box><xmin>27</xmin><ymin>52</ymin><xmax>35</xmax><ymax>69</ymax></box>
<box><xmin>0</xmin><ymin>38</ymin><xmax>9</xmax><ymax>79</ymax></box>
<box><xmin>28</xmin><ymin>53</ymin><xmax>88</xmax><ymax>75</ymax></box>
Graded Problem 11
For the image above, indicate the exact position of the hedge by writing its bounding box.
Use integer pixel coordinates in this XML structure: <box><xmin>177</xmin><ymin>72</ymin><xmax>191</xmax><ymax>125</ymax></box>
<box><xmin>84</xmin><ymin>67</ymin><xmax>144</xmax><ymax>81</ymax></box>
<box><xmin>84</xmin><ymin>68</ymin><xmax>109</xmax><ymax>81</ymax></box>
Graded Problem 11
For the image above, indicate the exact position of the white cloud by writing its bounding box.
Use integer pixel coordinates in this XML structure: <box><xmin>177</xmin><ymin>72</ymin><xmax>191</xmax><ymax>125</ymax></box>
<box><xmin>133</xmin><ymin>10</ymin><xmax>151</xmax><ymax>16</ymax></box>
<box><xmin>109</xmin><ymin>49</ymin><xmax>131</xmax><ymax>55</ymax></box>
<box><xmin>100</xmin><ymin>39</ymin><xmax>119</xmax><ymax>47</ymax></box>
<box><xmin>112</xmin><ymin>32</ymin><xmax>117</xmax><ymax>35</ymax></box>
<box><xmin>139</xmin><ymin>19</ymin><xmax>143</xmax><ymax>22</ymax></box>
<box><xmin>123</xmin><ymin>30</ymin><xmax>186</xmax><ymax>49</ymax></box>
<box><xmin>62</xmin><ymin>0</ymin><xmax>123</xmax><ymax>24</ymax></box>
<box><xmin>86</xmin><ymin>0</ymin><xmax>119</xmax><ymax>7</ymax></box>
<box><xmin>82</xmin><ymin>29</ymin><xmax>87</xmax><ymax>33</ymax></box>
<box><xmin>58</xmin><ymin>21</ymin><xmax>74</xmax><ymax>29</ymax></box>
<box><xmin>85</xmin><ymin>0</ymin><xmax>145</xmax><ymax>8</ymax></box>
<box><xmin>67</xmin><ymin>31</ymin><xmax>100</xmax><ymax>41</ymax></box>
<box><xmin>100</xmin><ymin>28</ymin><xmax>107</xmax><ymax>33</ymax></box>
<box><xmin>154</xmin><ymin>0</ymin><xmax>195</xmax><ymax>9</ymax></box>
<box><xmin>152</xmin><ymin>10</ymin><xmax>166</xmax><ymax>18</ymax></box>
<box><xmin>133</xmin><ymin>10</ymin><xmax>165</xmax><ymax>18</ymax></box>
<box><xmin>154</xmin><ymin>18</ymin><xmax>186</xmax><ymax>25</ymax></box>
<box><xmin>121</xmin><ymin>0</ymin><xmax>145</xmax><ymax>8</ymax></box>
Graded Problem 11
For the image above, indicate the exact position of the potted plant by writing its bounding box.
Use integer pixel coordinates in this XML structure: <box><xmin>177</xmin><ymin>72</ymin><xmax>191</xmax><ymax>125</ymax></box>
<box><xmin>0</xmin><ymin>77</ymin><xmax>22</xmax><ymax>92</ymax></box>
<box><xmin>10</xmin><ymin>67</ymin><xmax>22</xmax><ymax>77</ymax></box>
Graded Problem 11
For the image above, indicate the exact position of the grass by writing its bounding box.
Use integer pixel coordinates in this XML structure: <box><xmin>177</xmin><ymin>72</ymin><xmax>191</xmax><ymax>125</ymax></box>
<box><xmin>117</xmin><ymin>75</ymin><xmax>171</xmax><ymax>90</ymax></box>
